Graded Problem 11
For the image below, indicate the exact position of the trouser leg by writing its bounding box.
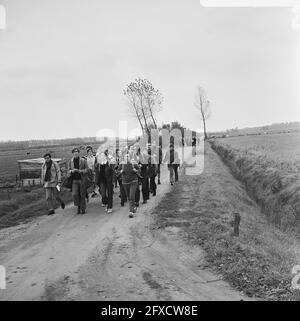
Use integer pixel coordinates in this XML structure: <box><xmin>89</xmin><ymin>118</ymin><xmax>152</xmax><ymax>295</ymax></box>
<box><xmin>99</xmin><ymin>181</ymin><xmax>108</xmax><ymax>205</ymax></box>
<box><xmin>72</xmin><ymin>180</ymin><xmax>81</xmax><ymax>207</ymax></box>
<box><xmin>107</xmin><ymin>182</ymin><xmax>113</xmax><ymax>209</ymax></box>
<box><xmin>130</xmin><ymin>182</ymin><xmax>138</xmax><ymax>213</ymax></box>
<box><xmin>45</xmin><ymin>188</ymin><xmax>54</xmax><ymax>211</ymax></box>
<box><xmin>169</xmin><ymin>165</ymin><xmax>174</xmax><ymax>184</ymax></box>
<box><xmin>79</xmin><ymin>183</ymin><xmax>86</xmax><ymax>211</ymax></box>
<box><xmin>119</xmin><ymin>181</ymin><xmax>127</xmax><ymax>204</ymax></box>
<box><xmin>142</xmin><ymin>177</ymin><xmax>149</xmax><ymax>201</ymax></box>
<box><xmin>150</xmin><ymin>177</ymin><xmax>156</xmax><ymax>195</ymax></box>
<box><xmin>123</xmin><ymin>183</ymin><xmax>131</xmax><ymax>211</ymax></box>
<box><xmin>135</xmin><ymin>182</ymin><xmax>140</xmax><ymax>204</ymax></box>
<box><xmin>52</xmin><ymin>187</ymin><xmax>63</xmax><ymax>205</ymax></box>
<box><xmin>174</xmin><ymin>165</ymin><xmax>179</xmax><ymax>182</ymax></box>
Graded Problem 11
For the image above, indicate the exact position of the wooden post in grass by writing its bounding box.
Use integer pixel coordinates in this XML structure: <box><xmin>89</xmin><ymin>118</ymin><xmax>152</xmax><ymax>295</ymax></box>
<box><xmin>233</xmin><ymin>213</ymin><xmax>241</xmax><ymax>237</ymax></box>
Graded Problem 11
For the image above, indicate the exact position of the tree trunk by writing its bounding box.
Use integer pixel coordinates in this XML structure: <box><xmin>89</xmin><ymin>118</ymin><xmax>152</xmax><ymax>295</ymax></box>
<box><xmin>201</xmin><ymin>108</ymin><xmax>208</xmax><ymax>140</ymax></box>
<box><xmin>139</xmin><ymin>95</ymin><xmax>150</xmax><ymax>135</ymax></box>
<box><xmin>147</xmin><ymin>97</ymin><xmax>157</xmax><ymax>129</ymax></box>
<box><xmin>132</xmin><ymin>100</ymin><xmax>144</xmax><ymax>133</ymax></box>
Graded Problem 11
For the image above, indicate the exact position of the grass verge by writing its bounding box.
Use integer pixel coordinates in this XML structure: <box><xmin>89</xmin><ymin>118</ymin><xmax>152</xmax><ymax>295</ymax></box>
<box><xmin>0</xmin><ymin>187</ymin><xmax>73</xmax><ymax>228</ymax></box>
<box><xmin>210</xmin><ymin>139</ymin><xmax>300</xmax><ymax>233</ymax></box>
<box><xmin>151</xmin><ymin>143</ymin><xmax>300</xmax><ymax>300</ymax></box>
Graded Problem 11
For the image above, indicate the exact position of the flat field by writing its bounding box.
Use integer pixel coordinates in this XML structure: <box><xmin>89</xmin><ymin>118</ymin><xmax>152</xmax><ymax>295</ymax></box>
<box><xmin>0</xmin><ymin>143</ymin><xmax>101</xmax><ymax>185</ymax></box>
<box><xmin>220</xmin><ymin>132</ymin><xmax>300</xmax><ymax>172</ymax></box>
<box><xmin>211</xmin><ymin>132</ymin><xmax>300</xmax><ymax>231</ymax></box>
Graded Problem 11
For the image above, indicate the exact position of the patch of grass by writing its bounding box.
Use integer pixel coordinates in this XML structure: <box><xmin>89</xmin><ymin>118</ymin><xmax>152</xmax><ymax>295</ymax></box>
<box><xmin>0</xmin><ymin>187</ymin><xmax>73</xmax><ymax>228</ymax></box>
<box><xmin>151</xmin><ymin>144</ymin><xmax>300</xmax><ymax>300</ymax></box>
<box><xmin>210</xmin><ymin>139</ymin><xmax>300</xmax><ymax>233</ymax></box>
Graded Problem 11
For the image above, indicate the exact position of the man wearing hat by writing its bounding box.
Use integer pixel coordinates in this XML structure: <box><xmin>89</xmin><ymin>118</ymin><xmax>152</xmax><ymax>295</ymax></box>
<box><xmin>67</xmin><ymin>147</ymin><xmax>89</xmax><ymax>214</ymax></box>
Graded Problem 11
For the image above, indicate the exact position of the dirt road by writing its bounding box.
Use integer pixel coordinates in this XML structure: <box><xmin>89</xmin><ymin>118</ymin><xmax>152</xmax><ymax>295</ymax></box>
<box><xmin>0</xmin><ymin>150</ymin><xmax>247</xmax><ymax>301</ymax></box>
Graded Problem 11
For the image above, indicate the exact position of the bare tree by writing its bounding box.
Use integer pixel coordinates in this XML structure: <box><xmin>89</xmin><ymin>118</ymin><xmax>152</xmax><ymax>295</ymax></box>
<box><xmin>194</xmin><ymin>86</ymin><xmax>211</xmax><ymax>139</ymax></box>
<box><xmin>143</xmin><ymin>80</ymin><xmax>163</xmax><ymax>129</ymax></box>
<box><xmin>124</xmin><ymin>78</ymin><xmax>163</xmax><ymax>136</ymax></box>
<box><xmin>124</xmin><ymin>82</ymin><xmax>145</xmax><ymax>133</ymax></box>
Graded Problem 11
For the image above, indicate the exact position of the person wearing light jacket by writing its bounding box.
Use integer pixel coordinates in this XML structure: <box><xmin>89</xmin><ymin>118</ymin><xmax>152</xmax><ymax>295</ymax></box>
<box><xmin>41</xmin><ymin>153</ymin><xmax>65</xmax><ymax>215</ymax></box>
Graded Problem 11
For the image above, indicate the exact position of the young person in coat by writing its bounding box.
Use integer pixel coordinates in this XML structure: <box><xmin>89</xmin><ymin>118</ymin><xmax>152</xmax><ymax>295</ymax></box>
<box><xmin>95</xmin><ymin>152</ymin><xmax>115</xmax><ymax>213</ymax></box>
<box><xmin>67</xmin><ymin>147</ymin><xmax>89</xmax><ymax>214</ymax></box>
<box><xmin>41</xmin><ymin>153</ymin><xmax>65</xmax><ymax>215</ymax></box>
<box><xmin>118</xmin><ymin>153</ymin><xmax>140</xmax><ymax>218</ymax></box>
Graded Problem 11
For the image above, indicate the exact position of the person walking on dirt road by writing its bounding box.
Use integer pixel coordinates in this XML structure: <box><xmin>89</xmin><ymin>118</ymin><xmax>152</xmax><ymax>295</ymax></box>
<box><xmin>115</xmin><ymin>149</ymin><xmax>127</xmax><ymax>207</ymax></box>
<box><xmin>84</xmin><ymin>146</ymin><xmax>98</xmax><ymax>201</ymax></box>
<box><xmin>118</xmin><ymin>153</ymin><xmax>141</xmax><ymax>218</ymax></box>
<box><xmin>67</xmin><ymin>147</ymin><xmax>90</xmax><ymax>214</ymax></box>
<box><xmin>163</xmin><ymin>144</ymin><xmax>180</xmax><ymax>185</ymax></box>
<box><xmin>41</xmin><ymin>153</ymin><xmax>65</xmax><ymax>215</ymax></box>
<box><xmin>95</xmin><ymin>152</ymin><xmax>115</xmax><ymax>213</ymax></box>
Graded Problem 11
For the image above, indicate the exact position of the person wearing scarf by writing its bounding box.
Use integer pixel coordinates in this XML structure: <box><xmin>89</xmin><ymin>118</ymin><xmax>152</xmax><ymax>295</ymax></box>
<box><xmin>41</xmin><ymin>153</ymin><xmax>65</xmax><ymax>215</ymax></box>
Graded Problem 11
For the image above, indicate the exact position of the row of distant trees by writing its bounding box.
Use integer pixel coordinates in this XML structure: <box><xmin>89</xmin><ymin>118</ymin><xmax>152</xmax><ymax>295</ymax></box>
<box><xmin>124</xmin><ymin>78</ymin><xmax>211</xmax><ymax>139</ymax></box>
<box><xmin>0</xmin><ymin>137</ymin><xmax>99</xmax><ymax>152</ymax></box>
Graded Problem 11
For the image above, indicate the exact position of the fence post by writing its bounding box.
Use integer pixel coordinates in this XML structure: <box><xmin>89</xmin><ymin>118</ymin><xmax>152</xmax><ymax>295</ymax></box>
<box><xmin>233</xmin><ymin>213</ymin><xmax>241</xmax><ymax>237</ymax></box>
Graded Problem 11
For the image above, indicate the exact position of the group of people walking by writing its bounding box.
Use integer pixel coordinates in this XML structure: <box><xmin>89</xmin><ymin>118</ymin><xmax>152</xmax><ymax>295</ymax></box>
<box><xmin>41</xmin><ymin>142</ymin><xmax>180</xmax><ymax>218</ymax></box>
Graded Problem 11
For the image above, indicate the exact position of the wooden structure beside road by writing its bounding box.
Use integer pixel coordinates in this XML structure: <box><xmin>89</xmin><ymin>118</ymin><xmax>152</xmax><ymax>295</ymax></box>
<box><xmin>17</xmin><ymin>158</ymin><xmax>67</xmax><ymax>187</ymax></box>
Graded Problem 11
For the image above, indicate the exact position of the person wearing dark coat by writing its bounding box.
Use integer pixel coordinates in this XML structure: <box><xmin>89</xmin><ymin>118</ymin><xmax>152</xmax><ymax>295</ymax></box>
<box><xmin>139</xmin><ymin>148</ymin><xmax>150</xmax><ymax>204</ymax></box>
<box><xmin>67</xmin><ymin>147</ymin><xmax>89</xmax><ymax>214</ymax></box>
<box><xmin>115</xmin><ymin>150</ymin><xmax>127</xmax><ymax>206</ymax></box>
<box><xmin>147</xmin><ymin>153</ymin><xmax>158</xmax><ymax>196</ymax></box>
<box><xmin>163</xmin><ymin>145</ymin><xmax>180</xmax><ymax>185</ymax></box>
<box><xmin>118</xmin><ymin>154</ymin><xmax>140</xmax><ymax>218</ymax></box>
<box><xmin>95</xmin><ymin>153</ymin><xmax>115</xmax><ymax>213</ymax></box>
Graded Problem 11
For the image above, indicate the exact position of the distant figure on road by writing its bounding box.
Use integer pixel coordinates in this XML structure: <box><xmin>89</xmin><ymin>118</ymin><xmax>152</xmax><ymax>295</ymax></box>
<box><xmin>163</xmin><ymin>144</ymin><xmax>180</xmax><ymax>185</ymax></box>
<box><xmin>67</xmin><ymin>147</ymin><xmax>89</xmax><ymax>214</ymax></box>
<box><xmin>41</xmin><ymin>153</ymin><xmax>65</xmax><ymax>215</ymax></box>
<box><xmin>139</xmin><ymin>148</ymin><xmax>150</xmax><ymax>204</ymax></box>
<box><xmin>147</xmin><ymin>149</ymin><xmax>158</xmax><ymax>196</ymax></box>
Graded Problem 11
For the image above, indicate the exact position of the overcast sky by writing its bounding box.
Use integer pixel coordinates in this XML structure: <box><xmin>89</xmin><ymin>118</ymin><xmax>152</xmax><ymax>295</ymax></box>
<box><xmin>0</xmin><ymin>0</ymin><xmax>299</xmax><ymax>141</ymax></box>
